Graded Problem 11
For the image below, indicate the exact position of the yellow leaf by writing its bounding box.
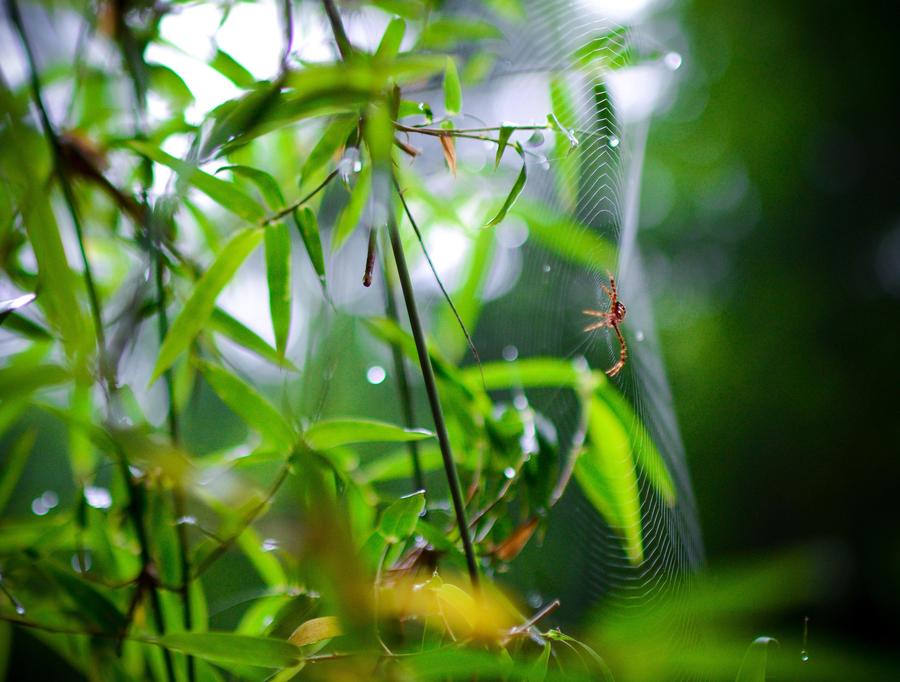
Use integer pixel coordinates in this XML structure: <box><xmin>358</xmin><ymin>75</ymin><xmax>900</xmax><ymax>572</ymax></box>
<box><xmin>288</xmin><ymin>616</ymin><xmax>342</xmax><ymax>647</ymax></box>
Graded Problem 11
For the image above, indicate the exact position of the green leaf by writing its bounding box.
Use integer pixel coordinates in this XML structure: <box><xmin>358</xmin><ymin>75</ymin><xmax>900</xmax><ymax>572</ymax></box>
<box><xmin>526</xmin><ymin>642</ymin><xmax>551</xmax><ymax>682</ymax></box>
<box><xmin>461</xmin><ymin>358</ymin><xmax>584</xmax><ymax>391</ymax></box>
<box><xmin>575</xmin><ymin>395</ymin><xmax>643</xmax><ymax>564</ymax></box>
<box><xmin>210</xmin><ymin>308</ymin><xmax>296</xmax><ymax>370</ymax></box>
<box><xmin>218</xmin><ymin>165</ymin><xmax>285</xmax><ymax>209</ymax></box>
<box><xmin>304</xmin><ymin>418</ymin><xmax>433</xmax><ymax>451</ymax></box>
<box><xmin>127</xmin><ymin>141</ymin><xmax>263</xmax><ymax>222</ymax></box>
<box><xmin>264</xmin><ymin>223</ymin><xmax>292</xmax><ymax>356</ymax></box>
<box><xmin>293</xmin><ymin>207</ymin><xmax>326</xmax><ymax>281</ymax></box>
<box><xmin>417</xmin><ymin>18</ymin><xmax>502</xmax><ymax>50</ymax></box>
<box><xmin>736</xmin><ymin>637</ymin><xmax>778</xmax><ymax>682</ymax></box>
<box><xmin>150</xmin><ymin>633</ymin><xmax>302</xmax><ymax>668</ymax></box>
<box><xmin>378</xmin><ymin>491</ymin><xmax>425</xmax><ymax>544</ymax></box>
<box><xmin>375</xmin><ymin>17</ymin><xmax>406</xmax><ymax>61</ymax></box>
<box><xmin>485</xmin><ymin>149</ymin><xmax>527</xmax><ymax>227</ymax></box>
<box><xmin>197</xmin><ymin>360</ymin><xmax>294</xmax><ymax>451</ymax></box>
<box><xmin>332</xmin><ymin>164</ymin><xmax>371</xmax><ymax>252</ymax></box>
<box><xmin>443</xmin><ymin>57</ymin><xmax>462</xmax><ymax>116</ymax></box>
<box><xmin>572</xmin><ymin>28</ymin><xmax>632</xmax><ymax>70</ymax></box>
<box><xmin>512</xmin><ymin>201</ymin><xmax>616</xmax><ymax>271</ymax></box>
<box><xmin>494</xmin><ymin>125</ymin><xmax>513</xmax><ymax>168</ymax></box>
<box><xmin>152</xmin><ymin>228</ymin><xmax>264</xmax><ymax>381</ymax></box>
<box><xmin>47</xmin><ymin>566</ymin><xmax>126</xmax><ymax>632</ymax></box>
<box><xmin>300</xmin><ymin>115</ymin><xmax>358</xmax><ymax>184</ymax></box>
<box><xmin>203</xmin><ymin>80</ymin><xmax>285</xmax><ymax>157</ymax></box>
<box><xmin>209</xmin><ymin>48</ymin><xmax>256</xmax><ymax>88</ymax></box>
<box><xmin>0</xmin><ymin>363</ymin><xmax>69</xmax><ymax>398</ymax></box>
<box><xmin>148</xmin><ymin>63</ymin><xmax>193</xmax><ymax>107</ymax></box>
<box><xmin>0</xmin><ymin>428</ymin><xmax>35</xmax><ymax>513</ymax></box>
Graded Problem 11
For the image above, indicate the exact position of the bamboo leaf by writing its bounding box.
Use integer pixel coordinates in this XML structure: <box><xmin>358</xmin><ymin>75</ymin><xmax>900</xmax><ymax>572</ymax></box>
<box><xmin>300</xmin><ymin>115</ymin><xmax>358</xmax><ymax>184</ymax></box>
<box><xmin>736</xmin><ymin>637</ymin><xmax>778</xmax><ymax>682</ymax></box>
<box><xmin>128</xmin><ymin>141</ymin><xmax>264</xmax><ymax>222</ymax></box>
<box><xmin>197</xmin><ymin>360</ymin><xmax>295</xmax><ymax>451</ymax></box>
<box><xmin>218</xmin><ymin>165</ymin><xmax>285</xmax><ymax>208</ymax></box>
<box><xmin>378</xmin><ymin>491</ymin><xmax>425</xmax><ymax>544</ymax></box>
<box><xmin>439</xmin><ymin>134</ymin><xmax>457</xmax><ymax>176</ymax></box>
<box><xmin>288</xmin><ymin>616</ymin><xmax>342</xmax><ymax>647</ymax></box>
<box><xmin>461</xmin><ymin>358</ymin><xmax>583</xmax><ymax>391</ymax></box>
<box><xmin>0</xmin><ymin>292</ymin><xmax>36</xmax><ymax>326</ymax></box>
<box><xmin>150</xmin><ymin>633</ymin><xmax>302</xmax><ymax>668</ymax></box>
<box><xmin>332</xmin><ymin>164</ymin><xmax>371</xmax><ymax>252</ymax></box>
<box><xmin>0</xmin><ymin>428</ymin><xmax>36</xmax><ymax>513</ymax></box>
<box><xmin>375</xmin><ymin>17</ymin><xmax>406</xmax><ymax>61</ymax></box>
<box><xmin>303</xmin><ymin>418</ymin><xmax>432</xmax><ymax>451</ymax></box>
<box><xmin>209</xmin><ymin>48</ymin><xmax>256</xmax><ymax>88</ymax></box>
<box><xmin>485</xmin><ymin>149</ymin><xmax>526</xmax><ymax>227</ymax></box>
<box><xmin>152</xmin><ymin>228</ymin><xmax>263</xmax><ymax>381</ymax></box>
<box><xmin>443</xmin><ymin>57</ymin><xmax>462</xmax><ymax>116</ymax></box>
<box><xmin>293</xmin><ymin>207</ymin><xmax>326</xmax><ymax>281</ymax></box>
<box><xmin>494</xmin><ymin>125</ymin><xmax>513</xmax><ymax>168</ymax></box>
<box><xmin>210</xmin><ymin>308</ymin><xmax>297</xmax><ymax>371</ymax></box>
<box><xmin>265</xmin><ymin>223</ymin><xmax>292</xmax><ymax>356</ymax></box>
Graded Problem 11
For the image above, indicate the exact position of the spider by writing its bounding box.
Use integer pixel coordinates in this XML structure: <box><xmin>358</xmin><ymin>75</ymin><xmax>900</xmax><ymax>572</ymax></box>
<box><xmin>583</xmin><ymin>272</ymin><xmax>628</xmax><ymax>378</ymax></box>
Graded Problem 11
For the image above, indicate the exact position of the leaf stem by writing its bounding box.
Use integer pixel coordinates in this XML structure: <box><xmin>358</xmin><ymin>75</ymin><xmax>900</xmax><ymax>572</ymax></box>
<box><xmin>262</xmin><ymin>169</ymin><xmax>339</xmax><ymax>225</ymax></box>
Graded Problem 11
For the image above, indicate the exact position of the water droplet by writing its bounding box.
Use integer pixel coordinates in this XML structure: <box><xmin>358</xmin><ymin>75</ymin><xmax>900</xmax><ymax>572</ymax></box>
<box><xmin>262</xmin><ymin>538</ymin><xmax>279</xmax><ymax>552</ymax></box>
<box><xmin>537</xmin><ymin>155</ymin><xmax>550</xmax><ymax>171</ymax></box>
<box><xmin>84</xmin><ymin>486</ymin><xmax>112</xmax><ymax>510</ymax></box>
<box><xmin>176</xmin><ymin>515</ymin><xmax>197</xmax><ymax>526</ymax></box>
<box><xmin>503</xmin><ymin>467</ymin><xmax>516</xmax><ymax>479</ymax></box>
<box><xmin>502</xmin><ymin>345</ymin><xmax>518</xmax><ymax>362</ymax></box>
<box><xmin>608</xmin><ymin>135</ymin><xmax>620</xmax><ymax>148</ymax></box>
<box><xmin>542</xmin><ymin>264</ymin><xmax>551</xmax><ymax>273</ymax></box>
<box><xmin>800</xmin><ymin>650</ymin><xmax>809</xmax><ymax>662</ymax></box>
<box><xmin>31</xmin><ymin>499</ymin><xmax>48</xmax><ymax>516</ymax></box>
<box><xmin>664</xmin><ymin>51</ymin><xmax>683</xmax><ymax>71</ymax></box>
<box><xmin>526</xmin><ymin>131</ymin><xmax>545</xmax><ymax>147</ymax></box>
<box><xmin>366</xmin><ymin>365</ymin><xmax>386</xmax><ymax>385</ymax></box>
<box><xmin>71</xmin><ymin>552</ymin><xmax>92</xmax><ymax>573</ymax></box>
<box><xmin>527</xmin><ymin>592</ymin><xmax>543</xmax><ymax>609</ymax></box>
<box><xmin>41</xmin><ymin>491</ymin><xmax>59</xmax><ymax>508</ymax></box>
<box><xmin>263</xmin><ymin>615</ymin><xmax>274</xmax><ymax>627</ymax></box>
<box><xmin>339</xmin><ymin>147</ymin><xmax>360</xmax><ymax>182</ymax></box>
<box><xmin>635</xmin><ymin>330</ymin><xmax>645</xmax><ymax>342</ymax></box>
<box><xmin>119</xmin><ymin>415</ymin><xmax>133</xmax><ymax>426</ymax></box>
<box><xmin>513</xmin><ymin>394</ymin><xmax>528</xmax><ymax>410</ymax></box>
<box><xmin>15</xmin><ymin>602</ymin><xmax>26</xmax><ymax>615</ymax></box>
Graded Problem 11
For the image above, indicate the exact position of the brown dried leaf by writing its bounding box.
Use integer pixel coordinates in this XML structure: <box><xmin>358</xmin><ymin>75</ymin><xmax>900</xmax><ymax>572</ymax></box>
<box><xmin>288</xmin><ymin>616</ymin><xmax>342</xmax><ymax>647</ymax></box>
<box><xmin>439</xmin><ymin>133</ymin><xmax>457</xmax><ymax>176</ymax></box>
<box><xmin>493</xmin><ymin>516</ymin><xmax>539</xmax><ymax>562</ymax></box>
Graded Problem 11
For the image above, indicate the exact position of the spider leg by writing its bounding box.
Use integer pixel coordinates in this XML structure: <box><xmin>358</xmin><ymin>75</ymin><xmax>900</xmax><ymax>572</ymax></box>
<box><xmin>600</xmin><ymin>284</ymin><xmax>613</xmax><ymax>300</ymax></box>
<box><xmin>582</xmin><ymin>309</ymin><xmax>608</xmax><ymax>317</ymax></box>
<box><xmin>583</xmin><ymin>320</ymin><xmax>611</xmax><ymax>332</ymax></box>
<box><xmin>604</xmin><ymin>323</ymin><xmax>628</xmax><ymax>378</ymax></box>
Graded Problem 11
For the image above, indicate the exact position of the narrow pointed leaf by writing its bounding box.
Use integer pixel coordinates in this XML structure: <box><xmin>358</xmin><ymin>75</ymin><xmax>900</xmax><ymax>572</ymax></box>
<box><xmin>288</xmin><ymin>616</ymin><xmax>342</xmax><ymax>647</ymax></box>
<box><xmin>197</xmin><ymin>360</ymin><xmax>295</xmax><ymax>451</ymax></box>
<box><xmin>375</xmin><ymin>17</ymin><xmax>406</xmax><ymax>61</ymax></box>
<box><xmin>439</xmin><ymin>134</ymin><xmax>457</xmax><ymax>175</ymax></box>
<box><xmin>303</xmin><ymin>418</ymin><xmax>432</xmax><ymax>451</ymax></box>
<box><xmin>264</xmin><ymin>223</ymin><xmax>292</xmax><ymax>355</ymax></box>
<box><xmin>293</xmin><ymin>207</ymin><xmax>325</xmax><ymax>280</ymax></box>
<box><xmin>300</xmin><ymin>115</ymin><xmax>358</xmax><ymax>184</ymax></box>
<box><xmin>485</xmin><ymin>152</ymin><xmax>527</xmax><ymax>227</ymax></box>
<box><xmin>150</xmin><ymin>633</ymin><xmax>302</xmax><ymax>668</ymax></box>
<box><xmin>736</xmin><ymin>637</ymin><xmax>778</xmax><ymax>682</ymax></box>
<box><xmin>209</xmin><ymin>48</ymin><xmax>256</xmax><ymax>88</ymax></box>
<box><xmin>152</xmin><ymin>228</ymin><xmax>263</xmax><ymax>381</ymax></box>
<box><xmin>443</xmin><ymin>57</ymin><xmax>462</xmax><ymax>115</ymax></box>
<box><xmin>210</xmin><ymin>308</ymin><xmax>297</xmax><ymax>370</ymax></box>
<box><xmin>0</xmin><ymin>292</ymin><xmax>36</xmax><ymax>326</ymax></box>
<box><xmin>378</xmin><ymin>491</ymin><xmax>425</xmax><ymax>544</ymax></box>
<box><xmin>332</xmin><ymin>164</ymin><xmax>371</xmax><ymax>251</ymax></box>
<box><xmin>494</xmin><ymin>125</ymin><xmax>513</xmax><ymax>168</ymax></box>
<box><xmin>128</xmin><ymin>141</ymin><xmax>264</xmax><ymax>222</ymax></box>
<box><xmin>218</xmin><ymin>165</ymin><xmax>285</xmax><ymax>208</ymax></box>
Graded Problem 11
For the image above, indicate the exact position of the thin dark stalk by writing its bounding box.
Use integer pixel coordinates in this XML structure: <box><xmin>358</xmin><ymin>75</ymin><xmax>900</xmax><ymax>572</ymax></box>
<box><xmin>363</xmin><ymin>227</ymin><xmax>377</xmax><ymax>287</ymax></box>
<box><xmin>7</xmin><ymin>0</ymin><xmax>107</xmax><ymax>370</ymax></box>
<box><xmin>321</xmin><ymin>0</ymin><xmax>353</xmax><ymax>59</ymax></box>
<box><xmin>152</xmin><ymin>220</ymin><xmax>195</xmax><ymax>682</ymax></box>
<box><xmin>380</xmin><ymin>249</ymin><xmax>425</xmax><ymax>493</ymax></box>
<box><xmin>387</xmin><ymin>213</ymin><xmax>479</xmax><ymax>589</ymax></box>
<box><xmin>262</xmin><ymin>169</ymin><xmax>339</xmax><ymax>225</ymax></box>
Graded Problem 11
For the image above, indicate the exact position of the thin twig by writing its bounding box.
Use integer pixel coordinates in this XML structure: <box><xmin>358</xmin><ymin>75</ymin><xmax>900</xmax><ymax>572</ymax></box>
<box><xmin>262</xmin><ymin>169</ymin><xmax>339</xmax><ymax>225</ymax></box>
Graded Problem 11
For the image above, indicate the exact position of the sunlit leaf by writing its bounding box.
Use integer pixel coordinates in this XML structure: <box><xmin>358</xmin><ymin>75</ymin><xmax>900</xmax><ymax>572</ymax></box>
<box><xmin>375</xmin><ymin>17</ymin><xmax>406</xmax><ymax>61</ymax></box>
<box><xmin>128</xmin><ymin>141</ymin><xmax>263</xmax><ymax>222</ymax></box>
<box><xmin>304</xmin><ymin>418</ymin><xmax>433</xmax><ymax>451</ymax></box>
<box><xmin>152</xmin><ymin>228</ymin><xmax>264</xmax><ymax>381</ymax></box>
<box><xmin>197</xmin><ymin>360</ymin><xmax>295</xmax><ymax>451</ymax></box>
<box><xmin>210</xmin><ymin>48</ymin><xmax>256</xmax><ymax>88</ymax></box>
<box><xmin>288</xmin><ymin>616</ymin><xmax>342</xmax><ymax>647</ymax></box>
<box><xmin>378</xmin><ymin>491</ymin><xmax>425</xmax><ymax>544</ymax></box>
<box><xmin>300</xmin><ymin>115</ymin><xmax>358</xmax><ymax>184</ymax></box>
<box><xmin>494</xmin><ymin>125</ymin><xmax>513</xmax><ymax>168</ymax></box>
<box><xmin>149</xmin><ymin>633</ymin><xmax>302</xmax><ymax>668</ymax></box>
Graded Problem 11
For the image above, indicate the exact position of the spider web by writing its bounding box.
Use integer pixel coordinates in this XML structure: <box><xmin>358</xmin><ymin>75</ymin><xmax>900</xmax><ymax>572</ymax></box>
<box><xmin>373</xmin><ymin>0</ymin><xmax>706</xmax><ymax>651</ymax></box>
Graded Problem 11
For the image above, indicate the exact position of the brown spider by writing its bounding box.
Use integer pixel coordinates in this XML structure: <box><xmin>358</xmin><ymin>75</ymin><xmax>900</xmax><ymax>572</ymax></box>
<box><xmin>583</xmin><ymin>271</ymin><xmax>628</xmax><ymax>378</ymax></box>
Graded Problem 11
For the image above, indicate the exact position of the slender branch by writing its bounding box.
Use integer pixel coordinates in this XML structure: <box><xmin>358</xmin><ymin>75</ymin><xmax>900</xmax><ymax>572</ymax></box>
<box><xmin>262</xmin><ymin>169</ymin><xmax>339</xmax><ymax>225</ymax></box>
<box><xmin>380</xmin><ymin>248</ymin><xmax>426</xmax><ymax>493</ymax></box>
<box><xmin>321</xmin><ymin>0</ymin><xmax>353</xmax><ymax>60</ymax></box>
<box><xmin>387</xmin><ymin>212</ymin><xmax>480</xmax><ymax>589</ymax></box>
